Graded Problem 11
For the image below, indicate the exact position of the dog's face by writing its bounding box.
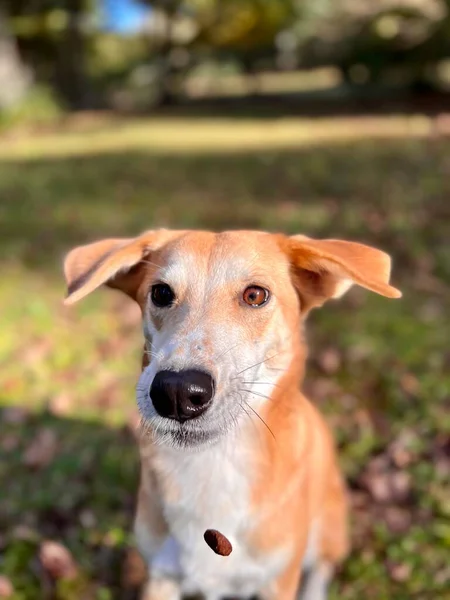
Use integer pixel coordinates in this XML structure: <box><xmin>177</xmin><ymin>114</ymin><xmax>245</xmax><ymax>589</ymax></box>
<box><xmin>64</xmin><ymin>229</ymin><xmax>400</xmax><ymax>448</ymax></box>
<box><xmin>136</xmin><ymin>231</ymin><xmax>302</xmax><ymax>448</ymax></box>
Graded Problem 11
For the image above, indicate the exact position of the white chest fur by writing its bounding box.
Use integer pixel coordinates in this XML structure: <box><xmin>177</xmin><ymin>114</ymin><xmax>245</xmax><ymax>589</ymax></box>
<box><xmin>149</xmin><ymin>434</ymin><xmax>289</xmax><ymax>598</ymax></box>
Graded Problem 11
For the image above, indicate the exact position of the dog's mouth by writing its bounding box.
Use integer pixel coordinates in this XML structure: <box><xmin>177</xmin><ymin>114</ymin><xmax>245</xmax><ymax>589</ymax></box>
<box><xmin>140</xmin><ymin>417</ymin><xmax>223</xmax><ymax>449</ymax></box>
<box><xmin>170</xmin><ymin>425</ymin><xmax>219</xmax><ymax>448</ymax></box>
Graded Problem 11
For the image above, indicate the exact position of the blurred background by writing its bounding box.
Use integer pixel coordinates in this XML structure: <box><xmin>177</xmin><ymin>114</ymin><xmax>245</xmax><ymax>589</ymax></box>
<box><xmin>0</xmin><ymin>1</ymin><xmax>449</xmax><ymax>599</ymax></box>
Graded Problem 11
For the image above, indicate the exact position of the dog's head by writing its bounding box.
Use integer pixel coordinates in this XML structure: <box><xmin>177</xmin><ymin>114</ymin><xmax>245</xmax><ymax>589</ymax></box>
<box><xmin>64</xmin><ymin>229</ymin><xmax>401</xmax><ymax>448</ymax></box>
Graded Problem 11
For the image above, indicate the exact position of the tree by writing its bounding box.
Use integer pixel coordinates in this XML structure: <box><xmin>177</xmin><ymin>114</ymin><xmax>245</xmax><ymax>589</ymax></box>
<box><xmin>0</xmin><ymin>6</ymin><xmax>31</xmax><ymax>109</ymax></box>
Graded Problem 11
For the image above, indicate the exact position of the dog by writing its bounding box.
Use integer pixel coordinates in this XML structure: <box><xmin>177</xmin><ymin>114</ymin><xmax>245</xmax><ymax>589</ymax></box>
<box><xmin>63</xmin><ymin>229</ymin><xmax>401</xmax><ymax>600</ymax></box>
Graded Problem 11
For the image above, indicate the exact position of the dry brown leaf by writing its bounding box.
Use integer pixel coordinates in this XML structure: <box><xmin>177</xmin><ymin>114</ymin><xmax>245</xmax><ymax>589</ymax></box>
<box><xmin>23</xmin><ymin>339</ymin><xmax>52</xmax><ymax>365</ymax></box>
<box><xmin>39</xmin><ymin>540</ymin><xmax>78</xmax><ymax>580</ymax></box>
<box><xmin>23</xmin><ymin>428</ymin><xmax>58</xmax><ymax>469</ymax></box>
<box><xmin>317</xmin><ymin>347</ymin><xmax>342</xmax><ymax>374</ymax></box>
<box><xmin>362</xmin><ymin>469</ymin><xmax>412</xmax><ymax>504</ymax></box>
<box><xmin>79</xmin><ymin>509</ymin><xmax>96</xmax><ymax>529</ymax></box>
<box><xmin>12</xmin><ymin>525</ymin><xmax>38</xmax><ymax>541</ymax></box>
<box><xmin>121</xmin><ymin>547</ymin><xmax>147</xmax><ymax>588</ymax></box>
<box><xmin>1</xmin><ymin>434</ymin><xmax>19</xmax><ymax>452</ymax></box>
<box><xmin>390</xmin><ymin>471</ymin><xmax>412</xmax><ymax>503</ymax></box>
<box><xmin>400</xmin><ymin>373</ymin><xmax>420</xmax><ymax>396</ymax></box>
<box><xmin>384</xmin><ymin>506</ymin><xmax>412</xmax><ymax>534</ymax></box>
<box><xmin>3</xmin><ymin>406</ymin><xmax>29</xmax><ymax>425</ymax></box>
<box><xmin>0</xmin><ymin>576</ymin><xmax>13</xmax><ymax>598</ymax></box>
<box><xmin>388</xmin><ymin>437</ymin><xmax>415</xmax><ymax>469</ymax></box>
<box><xmin>387</xmin><ymin>561</ymin><xmax>412</xmax><ymax>583</ymax></box>
<box><xmin>48</xmin><ymin>392</ymin><xmax>74</xmax><ymax>417</ymax></box>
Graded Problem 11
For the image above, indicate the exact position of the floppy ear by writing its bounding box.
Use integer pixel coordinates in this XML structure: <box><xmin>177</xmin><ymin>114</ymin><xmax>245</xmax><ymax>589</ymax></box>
<box><xmin>286</xmin><ymin>235</ymin><xmax>401</xmax><ymax>312</ymax></box>
<box><xmin>63</xmin><ymin>229</ymin><xmax>178</xmax><ymax>305</ymax></box>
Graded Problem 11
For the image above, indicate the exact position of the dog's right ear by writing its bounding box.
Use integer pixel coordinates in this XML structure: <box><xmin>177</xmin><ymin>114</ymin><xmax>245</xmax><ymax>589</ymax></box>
<box><xmin>63</xmin><ymin>230</ymin><xmax>180</xmax><ymax>305</ymax></box>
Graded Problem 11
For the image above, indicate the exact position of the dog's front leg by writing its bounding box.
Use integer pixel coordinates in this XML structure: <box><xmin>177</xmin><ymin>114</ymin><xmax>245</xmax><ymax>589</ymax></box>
<box><xmin>141</xmin><ymin>575</ymin><xmax>181</xmax><ymax>600</ymax></box>
<box><xmin>138</xmin><ymin>535</ymin><xmax>182</xmax><ymax>600</ymax></box>
<box><xmin>260</xmin><ymin>557</ymin><xmax>303</xmax><ymax>600</ymax></box>
<box><xmin>135</xmin><ymin>467</ymin><xmax>182</xmax><ymax>600</ymax></box>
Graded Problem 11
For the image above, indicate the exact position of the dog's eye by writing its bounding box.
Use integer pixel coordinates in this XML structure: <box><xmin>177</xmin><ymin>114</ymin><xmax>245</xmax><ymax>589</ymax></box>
<box><xmin>151</xmin><ymin>283</ymin><xmax>175</xmax><ymax>308</ymax></box>
<box><xmin>242</xmin><ymin>286</ymin><xmax>270</xmax><ymax>307</ymax></box>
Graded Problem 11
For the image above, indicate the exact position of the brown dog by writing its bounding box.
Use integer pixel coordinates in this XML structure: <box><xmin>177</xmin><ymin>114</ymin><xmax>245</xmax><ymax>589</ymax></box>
<box><xmin>64</xmin><ymin>230</ymin><xmax>401</xmax><ymax>600</ymax></box>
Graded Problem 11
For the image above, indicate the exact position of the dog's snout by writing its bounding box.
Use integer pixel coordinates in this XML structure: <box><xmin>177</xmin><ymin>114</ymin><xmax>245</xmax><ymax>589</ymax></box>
<box><xmin>150</xmin><ymin>370</ymin><xmax>214</xmax><ymax>423</ymax></box>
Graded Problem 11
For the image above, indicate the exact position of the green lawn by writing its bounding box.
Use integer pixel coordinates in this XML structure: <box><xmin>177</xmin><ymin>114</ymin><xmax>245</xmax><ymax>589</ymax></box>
<box><xmin>0</xmin><ymin>114</ymin><xmax>449</xmax><ymax>600</ymax></box>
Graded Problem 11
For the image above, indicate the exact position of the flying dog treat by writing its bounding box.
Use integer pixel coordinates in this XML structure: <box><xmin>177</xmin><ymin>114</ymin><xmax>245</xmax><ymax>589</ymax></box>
<box><xmin>203</xmin><ymin>529</ymin><xmax>232</xmax><ymax>556</ymax></box>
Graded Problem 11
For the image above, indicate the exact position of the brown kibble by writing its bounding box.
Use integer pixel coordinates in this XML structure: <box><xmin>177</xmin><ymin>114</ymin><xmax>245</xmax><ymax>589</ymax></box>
<box><xmin>204</xmin><ymin>529</ymin><xmax>232</xmax><ymax>556</ymax></box>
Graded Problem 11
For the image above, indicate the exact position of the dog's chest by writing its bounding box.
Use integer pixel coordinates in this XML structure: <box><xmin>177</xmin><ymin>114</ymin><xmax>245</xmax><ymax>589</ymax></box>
<box><xmin>151</xmin><ymin>439</ymin><xmax>288</xmax><ymax>596</ymax></box>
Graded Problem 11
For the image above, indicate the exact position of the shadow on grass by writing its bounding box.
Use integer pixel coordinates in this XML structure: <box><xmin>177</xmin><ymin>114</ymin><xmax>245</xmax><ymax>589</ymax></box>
<box><xmin>153</xmin><ymin>88</ymin><xmax>450</xmax><ymax>120</ymax></box>
<box><xmin>0</xmin><ymin>406</ymin><xmax>143</xmax><ymax>600</ymax></box>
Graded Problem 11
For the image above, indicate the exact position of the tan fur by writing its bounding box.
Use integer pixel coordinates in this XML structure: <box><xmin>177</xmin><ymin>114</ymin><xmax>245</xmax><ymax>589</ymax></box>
<box><xmin>64</xmin><ymin>229</ymin><xmax>401</xmax><ymax>599</ymax></box>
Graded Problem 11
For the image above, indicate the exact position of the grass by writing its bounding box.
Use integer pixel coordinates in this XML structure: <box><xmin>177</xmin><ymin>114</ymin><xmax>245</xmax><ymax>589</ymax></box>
<box><xmin>0</xmin><ymin>112</ymin><xmax>449</xmax><ymax>600</ymax></box>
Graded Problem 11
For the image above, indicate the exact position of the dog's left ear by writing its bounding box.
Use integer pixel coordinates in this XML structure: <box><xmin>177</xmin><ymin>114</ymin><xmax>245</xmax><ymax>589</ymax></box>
<box><xmin>64</xmin><ymin>229</ymin><xmax>180</xmax><ymax>305</ymax></box>
<box><xmin>286</xmin><ymin>235</ymin><xmax>402</xmax><ymax>312</ymax></box>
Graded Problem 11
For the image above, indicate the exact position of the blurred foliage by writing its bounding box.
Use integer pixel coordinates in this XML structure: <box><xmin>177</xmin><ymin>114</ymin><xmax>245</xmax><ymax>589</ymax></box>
<box><xmin>1</xmin><ymin>0</ymin><xmax>450</xmax><ymax>119</ymax></box>
<box><xmin>0</xmin><ymin>85</ymin><xmax>63</xmax><ymax>131</ymax></box>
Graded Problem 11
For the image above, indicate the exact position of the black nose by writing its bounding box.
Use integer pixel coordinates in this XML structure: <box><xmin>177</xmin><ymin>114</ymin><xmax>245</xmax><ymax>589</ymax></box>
<box><xmin>150</xmin><ymin>370</ymin><xmax>214</xmax><ymax>423</ymax></box>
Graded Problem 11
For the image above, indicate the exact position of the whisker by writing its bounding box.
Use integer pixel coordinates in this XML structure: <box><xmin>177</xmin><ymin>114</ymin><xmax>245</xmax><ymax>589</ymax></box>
<box><xmin>237</xmin><ymin>400</ymin><xmax>258</xmax><ymax>432</ymax></box>
<box><xmin>242</xmin><ymin>400</ymin><xmax>276</xmax><ymax>441</ymax></box>
<box><xmin>233</xmin><ymin>348</ymin><xmax>287</xmax><ymax>377</ymax></box>
<box><xmin>239</xmin><ymin>388</ymin><xmax>273</xmax><ymax>402</ymax></box>
<box><xmin>234</xmin><ymin>390</ymin><xmax>262</xmax><ymax>436</ymax></box>
<box><xmin>214</xmin><ymin>342</ymin><xmax>241</xmax><ymax>362</ymax></box>
<box><xmin>241</xmin><ymin>380</ymin><xmax>281</xmax><ymax>387</ymax></box>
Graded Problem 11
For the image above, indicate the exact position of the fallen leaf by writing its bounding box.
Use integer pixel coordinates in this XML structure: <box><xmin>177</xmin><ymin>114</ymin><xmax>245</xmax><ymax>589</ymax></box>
<box><xmin>121</xmin><ymin>547</ymin><xmax>147</xmax><ymax>588</ymax></box>
<box><xmin>48</xmin><ymin>392</ymin><xmax>73</xmax><ymax>416</ymax></box>
<box><xmin>12</xmin><ymin>525</ymin><xmax>38</xmax><ymax>541</ymax></box>
<box><xmin>350</xmin><ymin>490</ymin><xmax>369</xmax><ymax>510</ymax></box>
<box><xmin>39</xmin><ymin>540</ymin><xmax>78</xmax><ymax>580</ymax></box>
<box><xmin>0</xmin><ymin>576</ymin><xmax>13</xmax><ymax>598</ymax></box>
<box><xmin>360</xmin><ymin>455</ymin><xmax>412</xmax><ymax>504</ymax></box>
<box><xmin>317</xmin><ymin>347</ymin><xmax>341</xmax><ymax>374</ymax></box>
<box><xmin>1</xmin><ymin>434</ymin><xmax>19</xmax><ymax>452</ymax></box>
<box><xmin>367</xmin><ymin>454</ymin><xmax>390</xmax><ymax>473</ymax></box>
<box><xmin>23</xmin><ymin>339</ymin><xmax>52</xmax><ymax>365</ymax></box>
<box><xmin>362</xmin><ymin>472</ymin><xmax>391</xmax><ymax>503</ymax></box>
<box><xmin>387</xmin><ymin>561</ymin><xmax>412</xmax><ymax>583</ymax></box>
<box><xmin>384</xmin><ymin>506</ymin><xmax>412</xmax><ymax>534</ymax></box>
<box><xmin>23</xmin><ymin>428</ymin><xmax>58</xmax><ymax>469</ymax></box>
<box><xmin>79</xmin><ymin>509</ymin><xmax>96</xmax><ymax>529</ymax></box>
<box><xmin>388</xmin><ymin>431</ymin><xmax>417</xmax><ymax>468</ymax></box>
<box><xmin>390</xmin><ymin>471</ymin><xmax>412</xmax><ymax>503</ymax></box>
<box><xmin>3</xmin><ymin>406</ymin><xmax>29</xmax><ymax>425</ymax></box>
<box><xmin>400</xmin><ymin>373</ymin><xmax>420</xmax><ymax>396</ymax></box>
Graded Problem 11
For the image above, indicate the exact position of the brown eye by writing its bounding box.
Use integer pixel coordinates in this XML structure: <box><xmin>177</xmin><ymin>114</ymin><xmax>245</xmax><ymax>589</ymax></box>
<box><xmin>242</xmin><ymin>286</ymin><xmax>270</xmax><ymax>307</ymax></box>
<box><xmin>151</xmin><ymin>283</ymin><xmax>175</xmax><ymax>307</ymax></box>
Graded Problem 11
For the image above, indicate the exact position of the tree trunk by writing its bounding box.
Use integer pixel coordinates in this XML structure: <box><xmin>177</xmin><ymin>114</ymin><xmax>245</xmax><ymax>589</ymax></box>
<box><xmin>0</xmin><ymin>8</ymin><xmax>31</xmax><ymax>110</ymax></box>
<box><xmin>56</xmin><ymin>0</ymin><xmax>91</xmax><ymax>110</ymax></box>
